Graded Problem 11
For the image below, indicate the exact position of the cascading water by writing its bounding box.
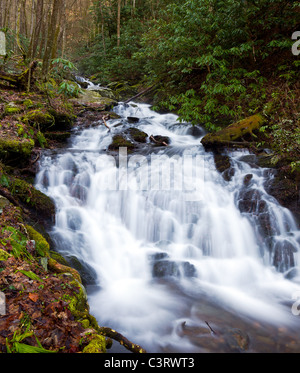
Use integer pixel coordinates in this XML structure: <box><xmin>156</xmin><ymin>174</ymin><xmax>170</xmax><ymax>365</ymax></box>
<box><xmin>35</xmin><ymin>102</ymin><xmax>300</xmax><ymax>353</ymax></box>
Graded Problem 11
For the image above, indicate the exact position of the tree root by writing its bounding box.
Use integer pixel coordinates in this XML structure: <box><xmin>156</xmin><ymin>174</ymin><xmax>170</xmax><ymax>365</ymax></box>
<box><xmin>98</xmin><ymin>327</ymin><xmax>147</xmax><ymax>353</ymax></box>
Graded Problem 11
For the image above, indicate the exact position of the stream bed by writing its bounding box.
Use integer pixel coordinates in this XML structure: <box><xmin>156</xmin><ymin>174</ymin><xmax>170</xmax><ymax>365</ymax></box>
<box><xmin>35</xmin><ymin>102</ymin><xmax>300</xmax><ymax>353</ymax></box>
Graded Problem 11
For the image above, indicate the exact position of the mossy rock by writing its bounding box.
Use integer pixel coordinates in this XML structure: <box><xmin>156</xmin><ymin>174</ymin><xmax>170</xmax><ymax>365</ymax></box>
<box><xmin>0</xmin><ymin>195</ymin><xmax>11</xmax><ymax>209</ymax></box>
<box><xmin>71</xmin><ymin>90</ymin><xmax>117</xmax><ymax>111</ymax></box>
<box><xmin>213</xmin><ymin>153</ymin><xmax>235</xmax><ymax>181</ymax></box>
<box><xmin>83</xmin><ymin>335</ymin><xmax>107</xmax><ymax>353</ymax></box>
<box><xmin>125</xmin><ymin>128</ymin><xmax>148</xmax><ymax>143</ymax></box>
<box><xmin>48</xmin><ymin>258</ymin><xmax>82</xmax><ymax>283</ymax></box>
<box><xmin>201</xmin><ymin>114</ymin><xmax>265</xmax><ymax>149</ymax></box>
<box><xmin>3</xmin><ymin>173</ymin><xmax>55</xmax><ymax>222</ymax></box>
<box><xmin>22</xmin><ymin>106</ymin><xmax>74</xmax><ymax>134</ymax></box>
<box><xmin>25</xmin><ymin>225</ymin><xmax>50</xmax><ymax>257</ymax></box>
<box><xmin>44</xmin><ymin>131</ymin><xmax>71</xmax><ymax>142</ymax></box>
<box><xmin>22</xmin><ymin>109</ymin><xmax>55</xmax><ymax>131</ymax></box>
<box><xmin>49</xmin><ymin>250</ymin><xmax>69</xmax><ymax>266</ymax></box>
<box><xmin>96</xmin><ymin>88</ymin><xmax>117</xmax><ymax>100</ymax></box>
<box><xmin>108</xmin><ymin>134</ymin><xmax>135</xmax><ymax>152</ymax></box>
<box><xmin>64</xmin><ymin>255</ymin><xmax>98</xmax><ymax>286</ymax></box>
<box><xmin>0</xmin><ymin>137</ymin><xmax>34</xmax><ymax>166</ymax></box>
<box><xmin>4</xmin><ymin>103</ymin><xmax>21</xmax><ymax>115</ymax></box>
<box><xmin>47</xmin><ymin>108</ymin><xmax>75</xmax><ymax>131</ymax></box>
<box><xmin>22</xmin><ymin>99</ymin><xmax>34</xmax><ymax>109</ymax></box>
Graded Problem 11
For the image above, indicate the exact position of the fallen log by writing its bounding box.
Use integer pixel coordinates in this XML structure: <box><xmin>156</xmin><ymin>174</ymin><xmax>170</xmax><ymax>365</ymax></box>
<box><xmin>0</xmin><ymin>61</ymin><xmax>37</xmax><ymax>90</ymax></box>
<box><xmin>124</xmin><ymin>84</ymin><xmax>156</xmax><ymax>104</ymax></box>
<box><xmin>201</xmin><ymin>114</ymin><xmax>265</xmax><ymax>150</ymax></box>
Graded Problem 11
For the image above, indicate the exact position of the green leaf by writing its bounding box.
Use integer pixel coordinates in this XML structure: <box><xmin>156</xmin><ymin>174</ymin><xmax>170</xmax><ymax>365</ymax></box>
<box><xmin>17</xmin><ymin>270</ymin><xmax>44</xmax><ymax>282</ymax></box>
<box><xmin>14</xmin><ymin>342</ymin><xmax>55</xmax><ymax>353</ymax></box>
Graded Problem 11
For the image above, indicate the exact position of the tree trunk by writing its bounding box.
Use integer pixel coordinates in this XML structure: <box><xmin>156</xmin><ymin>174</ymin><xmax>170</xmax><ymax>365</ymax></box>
<box><xmin>42</xmin><ymin>0</ymin><xmax>62</xmax><ymax>76</ymax></box>
<box><xmin>117</xmin><ymin>0</ymin><xmax>121</xmax><ymax>47</ymax></box>
<box><xmin>27</xmin><ymin>0</ymin><xmax>44</xmax><ymax>61</ymax></box>
<box><xmin>99</xmin><ymin>1</ymin><xmax>106</xmax><ymax>57</ymax></box>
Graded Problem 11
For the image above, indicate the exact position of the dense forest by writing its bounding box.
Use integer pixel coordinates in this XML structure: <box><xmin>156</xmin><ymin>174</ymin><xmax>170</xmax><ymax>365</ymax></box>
<box><xmin>0</xmin><ymin>0</ymin><xmax>299</xmax><ymax>354</ymax></box>
<box><xmin>1</xmin><ymin>0</ymin><xmax>299</xmax><ymax>166</ymax></box>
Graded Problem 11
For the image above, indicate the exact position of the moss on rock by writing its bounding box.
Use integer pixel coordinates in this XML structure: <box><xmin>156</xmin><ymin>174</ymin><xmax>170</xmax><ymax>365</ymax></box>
<box><xmin>0</xmin><ymin>195</ymin><xmax>11</xmax><ymax>209</ymax></box>
<box><xmin>83</xmin><ymin>335</ymin><xmax>106</xmax><ymax>353</ymax></box>
<box><xmin>25</xmin><ymin>225</ymin><xmax>50</xmax><ymax>257</ymax></box>
<box><xmin>48</xmin><ymin>258</ymin><xmax>82</xmax><ymax>283</ymax></box>
<box><xmin>22</xmin><ymin>99</ymin><xmax>34</xmax><ymax>109</ymax></box>
<box><xmin>0</xmin><ymin>137</ymin><xmax>34</xmax><ymax>164</ymax></box>
<box><xmin>1</xmin><ymin>172</ymin><xmax>55</xmax><ymax>222</ymax></box>
<box><xmin>108</xmin><ymin>134</ymin><xmax>135</xmax><ymax>152</ymax></box>
<box><xmin>48</xmin><ymin>108</ymin><xmax>75</xmax><ymax>131</ymax></box>
<box><xmin>22</xmin><ymin>109</ymin><xmax>55</xmax><ymax>131</ymax></box>
<box><xmin>71</xmin><ymin>90</ymin><xmax>117</xmax><ymax>111</ymax></box>
<box><xmin>4</xmin><ymin>103</ymin><xmax>21</xmax><ymax>115</ymax></box>
<box><xmin>125</xmin><ymin>128</ymin><xmax>148</xmax><ymax>143</ymax></box>
<box><xmin>49</xmin><ymin>250</ymin><xmax>69</xmax><ymax>266</ymax></box>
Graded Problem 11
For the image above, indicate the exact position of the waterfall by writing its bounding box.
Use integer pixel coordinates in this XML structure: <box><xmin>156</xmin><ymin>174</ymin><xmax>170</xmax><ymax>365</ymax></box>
<box><xmin>35</xmin><ymin>102</ymin><xmax>300</xmax><ymax>353</ymax></box>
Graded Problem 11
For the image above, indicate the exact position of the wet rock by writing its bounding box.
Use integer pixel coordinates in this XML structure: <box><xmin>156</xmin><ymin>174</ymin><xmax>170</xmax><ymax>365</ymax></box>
<box><xmin>65</xmin><ymin>255</ymin><xmax>98</xmax><ymax>286</ymax></box>
<box><xmin>213</xmin><ymin>153</ymin><xmax>235</xmax><ymax>181</ymax></box>
<box><xmin>181</xmin><ymin>261</ymin><xmax>197</xmax><ymax>277</ymax></box>
<box><xmin>150</xmin><ymin>251</ymin><xmax>196</xmax><ymax>278</ymax></box>
<box><xmin>273</xmin><ymin>240</ymin><xmax>297</xmax><ymax>272</ymax></box>
<box><xmin>187</xmin><ymin>126</ymin><xmax>204</xmax><ymax>138</ymax></box>
<box><xmin>238</xmin><ymin>154</ymin><xmax>257</xmax><ymax>165</ymax></box>
<box><xmin>264</xmin><ymin>174</ymin><xmax>300</xmax><ymax>227</ymax></box>
<box><xmin>256</xmin><ymin>154</ymin><xmax>274</xmax><ymax>168</ymax></box>
<box><xmin>150</xmin><ymin>135</ymin><xmax>171</xmax><ymax>146</ymax></box>
<box><xmin>66</xmin><ymin>209</ymin><xmax>82</xmax><ymax>231</ymax></box>
<box><xmin>149</xmin><ymin>252</ymin><xmax>169</xmax><ymax>261</ymax></box>
<box><xmin>2</xmin><ymin>172</ymin><xmax>55</xmax><ymax>224</ymax></box>
<box><xmin>284</xmin><ymin>267</ymin><xmax>299</xmax><ymax>280</ymax></box>
<box><xmin>257</xmin><ymin>212</ymin><xmax>275</xmax><ymax>237</ymax></box>
<box><xmin>124</xmin><ymin>128</ymin><xmax>148</xmax><ymax>143</ymax></box>
<box><xmin>152</xmin><ymin>260</ymin><xmax>180</xmax><ymax>278</ymax></box>
<box><xmin>127</xmin><ymin>116</ymin><xmax>140</xmax><ymax>123</ymax></box>
<box><xmin>77</xmin><ymin>81</ymin><xmax>89</xmax><ymax>89</ymax></box>
<box><xmin>224</xmin><ymin>328</ymin><xmax>250</xmax><ymax>352</ymax></box>
<box><xmin>237</xmin><ymin>189</ymin><xmax>267</xmax><ymax>214</ymax></box>
<box><xmin>108</xmin><ymin>134</ymin><xmax>135</xmax><ymax>152</ymax></box>
<box><xmin>70</xmin><ymin>184</ymin><xmax>88</xmax><ymax>202</ymax></box>
<box><xmin>243</xmin><ymin>174</ymin><xmax>253</xmax><ymax>186</ymax></box>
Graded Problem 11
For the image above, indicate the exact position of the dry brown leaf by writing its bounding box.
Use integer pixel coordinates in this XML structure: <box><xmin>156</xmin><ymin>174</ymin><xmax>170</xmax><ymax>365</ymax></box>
<box><xmin>28</xmin><ymin>293</ymin><xmax>39</xmax><ymax>303</ymax></box>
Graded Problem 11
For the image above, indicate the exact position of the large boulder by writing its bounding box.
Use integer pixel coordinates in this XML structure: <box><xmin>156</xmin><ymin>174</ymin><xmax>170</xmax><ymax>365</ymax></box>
<box><xmin>71</xmin><ymin>90</ymin><xmax>117</xmax><ymax>111</ymax></box>
<box><xmin>0</xmin><ymin>136</ymin><xmax>34</xmax><ymax>166</ymax></box>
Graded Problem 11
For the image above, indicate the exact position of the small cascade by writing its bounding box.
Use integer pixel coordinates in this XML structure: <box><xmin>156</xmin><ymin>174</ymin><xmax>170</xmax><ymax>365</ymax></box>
<box><xmin>35</xmin><ymin>101</ymin><xmax>300</xmax><ymax>352</ymax></box>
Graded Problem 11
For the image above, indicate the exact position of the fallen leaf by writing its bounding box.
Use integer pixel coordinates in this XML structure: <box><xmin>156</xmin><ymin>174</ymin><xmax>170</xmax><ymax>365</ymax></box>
<box><xmin>29</xmin><ymin>293</ymin><xmax>39</xmax><ymax>302</ymax></box>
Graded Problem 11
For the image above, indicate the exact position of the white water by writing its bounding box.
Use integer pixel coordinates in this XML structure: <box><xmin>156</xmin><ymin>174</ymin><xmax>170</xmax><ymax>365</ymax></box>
<box><xmin>36</xmin><ymin>102</ymin><xmax>300</xmax><ymax>352</ymax></box>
